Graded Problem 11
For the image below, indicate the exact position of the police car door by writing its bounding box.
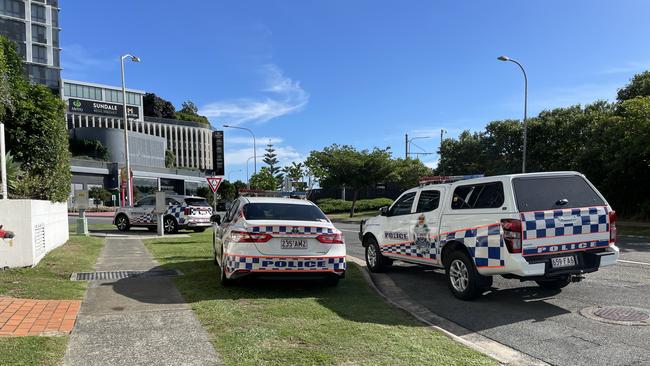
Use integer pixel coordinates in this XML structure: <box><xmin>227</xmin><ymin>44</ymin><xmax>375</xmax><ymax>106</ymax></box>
<box><xmin>413</xmin><ymin>189</ymin><xmax>443</xmax><ymax>265</ymax></box>
<box><xmin>132</xmin><ymin>196</ymin><xmax>155</xmax><ymax>225</ymax></box>
<box><xmin>382</xmin><ymin>191</ymin><xmax>417</xmax><ymax>256</ymax></box>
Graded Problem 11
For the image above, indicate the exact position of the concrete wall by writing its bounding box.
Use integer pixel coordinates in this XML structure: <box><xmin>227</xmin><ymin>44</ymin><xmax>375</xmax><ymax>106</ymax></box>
<box><xmin>0</xmin><ymin>200</ymin><xmax>69</xmax><ymax>269</ymax></box>
<box><xmin>70</xmin><ymin>128</ymin><xmax>166</xmax><ymax>168</ymax></box>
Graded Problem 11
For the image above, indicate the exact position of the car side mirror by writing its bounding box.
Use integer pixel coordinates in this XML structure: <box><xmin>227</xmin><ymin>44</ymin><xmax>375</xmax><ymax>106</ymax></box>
<box><xmin>380</xmin><ymin>206</ymin><xmax>389</xmax><ymax>216</ymax></box>
<box><xmin>210</xmin><ymin>214</ymin><xmax>221</xmax><ymax>225</ymax></box>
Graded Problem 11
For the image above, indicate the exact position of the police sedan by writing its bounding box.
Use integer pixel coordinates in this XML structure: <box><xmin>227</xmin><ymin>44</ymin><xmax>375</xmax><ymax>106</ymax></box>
<box><xmin>211</xmin><ymin>196</ymin><xmax>346</xmax><ymax>286</ymax></box>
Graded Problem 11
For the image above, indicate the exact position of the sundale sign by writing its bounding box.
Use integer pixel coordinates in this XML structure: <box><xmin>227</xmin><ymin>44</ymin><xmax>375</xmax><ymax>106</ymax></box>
<box><xmin>68</xmin><ymin>98</ymin><xmax>139</xmax><ymax>119</ymax></box>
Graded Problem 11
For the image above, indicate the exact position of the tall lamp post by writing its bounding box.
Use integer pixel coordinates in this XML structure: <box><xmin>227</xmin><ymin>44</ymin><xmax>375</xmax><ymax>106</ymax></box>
<box><xmin>439</xmin><ymin>129</ymin><xmax>446</xmax><ymax>175</ymax></box>
<box><xmin>121</xmin><ymin>54</ymin><xmax>140</xmax><ymax>206</ymax></box>
<box><xmin>223</xmin><ymin>125</ymin><xmax>256</xmax><ymax>174</ymax></box>
<box><xmin>246</xmin><ymin>156</ymin><xmax>255</xmax><ymax>187</ymax></box>
<box><xmin>407</xmin><ymin>136</ymin><xmax>431</xmax><ymax>158</ymax></box>
<box><xmin>498</xmin><ymin>55</ymin><xmax>528</xmax><ymax>173</ymax></box>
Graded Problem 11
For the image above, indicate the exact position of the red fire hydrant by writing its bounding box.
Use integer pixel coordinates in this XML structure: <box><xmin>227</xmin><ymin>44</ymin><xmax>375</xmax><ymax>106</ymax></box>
<box><xmin>0</xmin><ymin>225</ymin><xmax>14</xmax><ymax>239</ymax></box>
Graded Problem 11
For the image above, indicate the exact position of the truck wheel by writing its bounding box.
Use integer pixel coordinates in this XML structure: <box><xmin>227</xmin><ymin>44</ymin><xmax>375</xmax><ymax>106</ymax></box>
<box><xmin>445</xmin><ymin>251</ymin><xmax>483</xmax><ymax>300</ymax></box>
<box><xmin>163</xmin><ymin>216</ymin><xmax>178</xmax><ymax>234</ymax></box>
<box><xmin>115</xmin><ymin>214</ymin><xmax>130</xmax><ymax>232</ymax></box>
<box><xmin>365</xmin><ymin>237</ymin><xmax>392</xmax><ymax>273</ymax></box>
<box><xmin>536</xmin><ymin>276</ymin><xmax>571</xmax><ymax>290</ymax></box>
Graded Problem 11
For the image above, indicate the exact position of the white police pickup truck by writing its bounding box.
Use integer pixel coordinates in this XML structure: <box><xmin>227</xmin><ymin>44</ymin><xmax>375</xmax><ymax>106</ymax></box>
<box><xmin>360</xmin><ymin>172</ymin><xmax>619</xmax><ymax>300</ymax></box>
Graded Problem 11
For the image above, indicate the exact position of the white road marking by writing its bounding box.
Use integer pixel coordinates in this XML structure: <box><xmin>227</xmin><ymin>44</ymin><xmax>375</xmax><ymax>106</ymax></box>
<box><xmin>618</xmin><ymin>259</ymin><xmax>650</xmax><ymax>266</ymax></box>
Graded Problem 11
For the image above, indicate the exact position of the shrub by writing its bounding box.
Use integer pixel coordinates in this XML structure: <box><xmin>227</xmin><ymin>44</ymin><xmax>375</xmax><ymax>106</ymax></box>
<box><xmin>317</xmin><ymin>198</ymin><xmax>393</xmax><ymax>214</ymax></box>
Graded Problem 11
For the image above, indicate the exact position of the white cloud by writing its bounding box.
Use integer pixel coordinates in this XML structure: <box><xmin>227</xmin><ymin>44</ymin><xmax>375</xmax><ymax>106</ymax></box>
<box><xmin>226</xmin><ymin>135</ymin><xmax>284</xmax><ymax>145</ymax></box>
<box><xmin>200</xmin><ymin>64</ymin><xmax>309</xmax><ymax>125</ymax></box>
<box><xmin>225</xmin><ymin>145</ymin><xmax>302</xmax><ymax>167</ymax></box>
<box><xmin>599</xmin><ymin>61</ymin><xmax>650</xmax><ymax>75</ymax></box>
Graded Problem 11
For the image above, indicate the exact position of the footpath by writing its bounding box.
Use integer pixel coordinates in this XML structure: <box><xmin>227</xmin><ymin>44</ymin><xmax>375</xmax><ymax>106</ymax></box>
<box><xmin>64</xmin><ymin>237</ymin><xmax>222</xmax><ymax>366</ymax></box>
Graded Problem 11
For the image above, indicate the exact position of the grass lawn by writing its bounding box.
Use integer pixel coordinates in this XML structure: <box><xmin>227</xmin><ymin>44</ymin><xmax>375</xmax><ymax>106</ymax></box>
<box><xmin>0</xmin><ymin>235</ymin><xmax>104</xmax><ymax>366</ymax></box>
<box><xmin>145</xmin><ymin>230</ymin><xmax>496</xmax><ymax>366</ymax></box>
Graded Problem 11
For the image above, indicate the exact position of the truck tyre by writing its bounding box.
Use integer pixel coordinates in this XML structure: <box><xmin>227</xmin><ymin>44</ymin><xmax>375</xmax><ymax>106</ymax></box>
<box><xmin>536</xmin><ymin>276</ymin><xmax>571</xmax><ymax>290</ymax></box>
<box><xmin>365</xmin><ymin>237</ymin><xmax>392</xmax><ymax>273</ymax></box>
<box><xmin>445</xmin><ymin>251</ymin><xmax>483</xmax><ymax>300</ymax></box>
<box><xmin>115</xmin><ymin>214</ymin><xmax>130</xmax><ymax>232</ymax></box>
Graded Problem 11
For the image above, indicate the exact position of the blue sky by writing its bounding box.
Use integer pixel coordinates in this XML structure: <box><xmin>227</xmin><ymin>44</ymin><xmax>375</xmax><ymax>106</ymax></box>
<box><xmin>61</xmin><ymin>0</ymin><xmax>650</xmax><ymax>182</ymax></box>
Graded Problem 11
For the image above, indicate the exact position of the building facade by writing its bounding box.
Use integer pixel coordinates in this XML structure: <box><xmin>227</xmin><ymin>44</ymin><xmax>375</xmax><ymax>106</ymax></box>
<box><xmin>0</xmin><ymin>0</ymin><xmax>61</xmax><ymax>90</ymax></box>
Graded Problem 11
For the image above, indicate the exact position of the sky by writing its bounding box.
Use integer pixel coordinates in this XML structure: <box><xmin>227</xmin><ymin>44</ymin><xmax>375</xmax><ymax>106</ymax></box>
<box><xmin>60</xmin><ymin>0</ymin><xmax>650</xmax><ymax>182</ymax></box>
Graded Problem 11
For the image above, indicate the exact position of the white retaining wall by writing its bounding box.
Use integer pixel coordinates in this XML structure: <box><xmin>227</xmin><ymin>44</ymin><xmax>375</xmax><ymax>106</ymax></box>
<box><xmin>0</xmin><ymin>200</ymin><xmax>69</xmax><ymax>268</ymax></box>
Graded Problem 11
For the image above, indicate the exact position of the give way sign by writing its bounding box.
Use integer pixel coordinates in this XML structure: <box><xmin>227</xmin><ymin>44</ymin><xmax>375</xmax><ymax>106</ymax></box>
<box><xmin>206</xmin><ymin>177</ymin><xmax>223</xmax><ymax>193</ymax></box>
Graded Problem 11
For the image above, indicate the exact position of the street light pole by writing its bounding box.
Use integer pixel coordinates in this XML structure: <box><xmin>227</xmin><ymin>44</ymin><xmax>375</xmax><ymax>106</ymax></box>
<box><xmin>407</xmin><ymin>136</ymin><xmax>431</xmax><ymax>158</ymax></box>
<box><xmin>0</xmin><ymin>123</ymin><xmax>7</xmax><ymax>200</ymax></box>
<box><xmin>246</xmin><ymin>156</ymin><xmax>255</xmax><ymax>187</ymax></box>
<box><xmin>120</xmin><ymin>54</ymin><xmax>140</xmax><ymax>206</ymax></box>
<box><xmin>223</xmin><ymin>125</ymin><xmax>256</xmax><ymax>174</ymax></box>
<box><xmin>498</xmin><ymin>55</ymin><xmax>528</xmax><ymax>173</ymax></box>
<box><xmin>439</xmin><ymin>129</ymin><xmax>446</xmax><ymax>175</ymax></box>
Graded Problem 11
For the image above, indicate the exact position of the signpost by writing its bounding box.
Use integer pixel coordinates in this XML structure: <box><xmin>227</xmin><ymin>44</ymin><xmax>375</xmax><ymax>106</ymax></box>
<box><xmin>206</xmin><ymin>177</ymin><xmax>223</xmax><ymax>211</ymax></box>
<box><xmin>75</xmin><ymin>190</ymin><xmax>89</xmax><ymax>236</ymax></box>
<box><xmin>154</xmin><ymin>191</ymin><xmax>166</xmax><ymax>237</ymax></box>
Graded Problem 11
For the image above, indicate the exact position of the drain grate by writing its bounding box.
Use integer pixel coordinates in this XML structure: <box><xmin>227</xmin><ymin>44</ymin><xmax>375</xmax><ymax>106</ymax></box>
<box><xmin>580</xmin><ymin>306</ymin><xmax>650</xmax><ymax>326</ymax></box>
<box><xmin>70</xmin><ymin>269</ymin><xmax>181</xmax><ymax>281</ymax></box>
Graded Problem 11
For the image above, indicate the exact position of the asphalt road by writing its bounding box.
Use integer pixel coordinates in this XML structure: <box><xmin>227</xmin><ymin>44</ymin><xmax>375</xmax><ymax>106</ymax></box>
<box><xmin>336</xmin><ymin>222</ymin><xmax>650</xmax><ymax>366</ymax></box>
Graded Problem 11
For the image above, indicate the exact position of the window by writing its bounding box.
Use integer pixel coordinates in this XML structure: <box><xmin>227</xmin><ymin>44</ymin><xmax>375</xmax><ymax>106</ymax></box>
<box><xmin>52</xmin><ymin>48</ymin><xmax>59</xmax><ymax>67</ymax></box>
<box><xmin>64</xmin><ymin>83</ymin><xmax>102</xmax><ymax>100</ymax></box>
<box><xmin>46</xmin><ymin>0</ymin><xmax>58</xmax><ymax>6</ymax></box>
<box><xmin>32</xmin><ymin>44</ymin><xmax>47</xmax><ymax>64</ymax></box>
<box><xmin>225</xmin><ymin>200</ymin><xmax>241</xmax><ymax>223</ymax></box>
<box><xmin>52</xmin><ymin>28</ymin><xmax>59</xmax><ymax>47</ymax></box>
<box><xmin>16</xmin><ymin>42</ymin><xmax>26</xmax><ymax>60</ymax></box>
<box><xmin>127</xmin><ymin>92</ymin><xmax>141</xmax><ymax>106</ymax></box>
<box><xmin>31</xmin><ymin>24</ymin><xmax>46</xmax><ymax>43</ymax></box>
<box><xmin>389</xmin><ymin>192</ymin><xmax>416</xmax><ymax>216</ymax></box>
<box><xmin>416</xmin><ymin>190</ymin><xmax>440</xmax><ymax>213</ymax></box>
<box><xmin>105</xmin><ymin>89</ymin><xmax>122</xmax><ymax>103</ymax></box>
<box><xmin>513</xmin><ymin>175</ymin><xmax>605</xmax><ymax>212</ymax></box>
<box><xmin>185</xmin><ymin>198</ymin><xmax>210</xmax><ymax>207</ymax></box>
<box><xmin>137</xmin><ymin>197</ymin><xmax>155</xmax><ymax>207</ymax></box>
<box><xmin>451</xmin><ymin>182</ymin><xmax>504</xmax><ymax>209</ymax></box>
<box><xmin>0</xmin><ymin>18</ymin><xmax>26</xmax><ymax>42</ymax></box>
<box><xmin>50</xmin><ymin>8</ymin><xmax>58</xmax><ymax>27</ymax></box>
<box><xmin>31</xmin><ymin>4</ymin><xmax>46</xmax><ymax>23</ymax></box>
<box><xmin>242</xmin><ymin>203</ymin><xmax>328</xmax><ymax>221</ymax></box>
<box><xmin>0</xmin><ymin>0</ymin><xmax>25</xmax><ymax>18</ymax></box>
<box><xmin>165</xmin><ymin>198</ymin><xmax>179</xmax><ymax>206</ymax></box>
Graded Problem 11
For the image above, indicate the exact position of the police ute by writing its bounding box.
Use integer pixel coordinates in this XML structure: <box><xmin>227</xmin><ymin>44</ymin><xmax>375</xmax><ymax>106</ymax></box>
<box><xmin>360</xmin><ymin>172</ymin><xmax>619</xmax><ymax>300</ymax></box>
<box><xmin>211</xmin><ymin>196</ymin><xmax>346</xmax><ymax>286</ymax></box>
<box><xmin>113</xmin><ymin>194</ymin><xmax>213</xmax><ymax>234</ymax></box>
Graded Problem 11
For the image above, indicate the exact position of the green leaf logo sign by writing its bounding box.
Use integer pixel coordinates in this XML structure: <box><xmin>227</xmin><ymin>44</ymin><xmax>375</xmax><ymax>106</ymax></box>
<box><xmin>73</xmin><ymin>99</ymin><xmax>81</xmax><ymax>108</ymax></box>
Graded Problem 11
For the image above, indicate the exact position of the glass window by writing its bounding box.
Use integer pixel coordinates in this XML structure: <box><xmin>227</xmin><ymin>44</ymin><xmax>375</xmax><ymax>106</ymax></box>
<box><xmin>52</xmin><ymin>29</ymin><xmax>59</xmax><ymax>47</ymax></box>
<box><xmin>32</xmin><ymin>44</ymin><xmax>47</xmax><ymax>63</ymax></box>
<box><xmin>0</xmin><ymin>0</ymin><xmax>25</xmax><ymax>18</ymax></box>
<box><xmin>0</xmin><ymin>18</ymin><xmax>26</xmax><ymax>42</ymax></box>
<box><xmin>51</xmin><ymin>8</ymin><xmax>58</xmax><ymax>27</ymax></box>
<box><xmin>185</xmin><ymin>198</ymin><xmax>210</xmax><ymax>207</ymax></box>
<box><xmin>31</xmin><ymin>24</ymin><xmax>46</xmax><ymax>43</ymax></box>
<box><xmin>416</xmin><ymin>190</ymin><xmax>440</xmax><ymax>213</ymax></box>
<box><xmin>225</xmin><ymin>200</ymin><xmax>241</xmax><ymax>222</ymax></box>
<box><xmin>64</xmin><ymin>83</ymin><xmax>71</xmax><ymax>96</ymax></box>
<box><xmin>137</xmin><ymin>196</ymin><xmax>155</xmax><ymax>207</ymax></box>
<box><xmin>165</xmin><ymin>197</ymin><xmax>180</xmax><ymax>206</ymax></box>
<box><xmin>513</xmin><ymin>175</ymin><xmax>605</xmax><ymax>212</ymax></box>
<box><xmin>31</xmin><ymin>4</ymin><xmax>46</xmax><ymax>23</ymax></box>
<box><xmin>452</xmin><ymin>182</ymin><xmax>504</xmax><ymax>210</ymax></box>
<box><xmin>242</xmin><ymin>203</ymin><xmax>328</xmax><ymax>221</ymax></box>
<box><xmin>389</xmin><ymin>192</ymin><xmax>416</xmax><ymax>216</ymax></box>
<box><xmin>15</xmin><ymin>42</ymin><xmax>26</xmax><ymax>60</ymax></box>
<box><xmin>127</xmin><ymin>92</ymin><xmax>141</xmax><ymax>106</ymax></box>
<box><xmin>52</xmin><ymin>48</ymin><xmax>59</xmax><ymax>67</ymax></box>
<box><xmin>46</xmin><ymin>0</ymin><xmax>58</xmax><ymax>6</ymax></box>
<box><xmin>64</xmin><ymin>83</ymin><xmax>102</xmax><ymax>101</ymax></box>
<box><xmin>105</xmin><ymin>89</ymin><xmax>123</xmax><ymax>103</ymax></box>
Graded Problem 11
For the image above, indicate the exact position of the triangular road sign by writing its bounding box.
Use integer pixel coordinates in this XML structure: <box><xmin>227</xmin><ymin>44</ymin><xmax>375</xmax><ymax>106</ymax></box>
<box><xmin>206</xmin><ymin>177</ymin><xmax>223</xmax><ymax>193</ymax></box>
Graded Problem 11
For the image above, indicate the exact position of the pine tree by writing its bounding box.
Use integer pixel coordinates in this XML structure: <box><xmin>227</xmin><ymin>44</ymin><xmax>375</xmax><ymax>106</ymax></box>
<box><xmin>263</xmin><ymin>141</ymin><xmax>280</xmax><ymax>175</ymax></box>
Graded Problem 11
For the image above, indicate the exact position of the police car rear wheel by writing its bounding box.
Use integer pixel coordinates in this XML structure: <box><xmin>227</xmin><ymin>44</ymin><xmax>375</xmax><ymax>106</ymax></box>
<box><xmin>115</xmin><ymin>215</ymin><xmax>130</xmax><ymax>232</ymax></box>
<box><xmin>163</xmin><ymin>217</ymin><xmax>178</xmax><ymax>234</ymax></box>
<box><xmin>365</xmin><ymin>239</ymin><xmax>390</xmax><ymax>273</ymax></box>
<box><xmin>445</xmin><ymin>251</ymin><xmax>482</xmax><ymax>300</ymax></box>
<box><xmin>536</xmin><ymin>276</ymin><xmax>571</xmax><ymax>290</ymax></box>
<box><xmin>220</xmin><ymin>251</ymin><xmax>234</xmax><ymax>286</ymax></box>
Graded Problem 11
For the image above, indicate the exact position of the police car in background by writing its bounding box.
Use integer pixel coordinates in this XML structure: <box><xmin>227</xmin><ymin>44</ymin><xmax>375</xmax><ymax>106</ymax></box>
<box><xmin>114</xmin><ymin>194</ymin><xmax>213</xmax><ymax>234</ymax></box>
<box><xmin>360</xmin><ymin>172</ymin><xmax>619</xmax><ymax>300</ymax></box>
<box><xmin>211</xmin><ymin>196</ymin><xmax>346</xmax><ymax>286</ymax></box>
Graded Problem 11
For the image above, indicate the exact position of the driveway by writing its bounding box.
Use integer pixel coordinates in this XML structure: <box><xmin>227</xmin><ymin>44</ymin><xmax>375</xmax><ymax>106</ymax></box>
<box><xmin>337</xmin><ymin>222</ymin><xmax>650</xmax><ymax>366</ymax></box>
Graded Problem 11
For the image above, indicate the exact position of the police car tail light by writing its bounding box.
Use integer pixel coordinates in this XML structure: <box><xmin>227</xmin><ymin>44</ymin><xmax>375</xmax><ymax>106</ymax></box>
<box><xmin>184</xmin><ymin>207</ymin><xmax>192</xmax><ymax>215</ymax></box>
<box><xmin>609</xmin><ymin>210</ymin><xmax>617</xmax><ymax>244</ymax></box>
<box><xmin>316</xmin><ymin>233</ymin><xmax>344</xmax><ymax>244</ymax></box>
<box><xmin>501</xmin><ymin>219</ymin><xmax>522</xmax><ymax>253</ymax></box>
<box><xmin>230</xmin><ymin>230</ymin><xmax>273</xmax><ymax>243</ymax></box>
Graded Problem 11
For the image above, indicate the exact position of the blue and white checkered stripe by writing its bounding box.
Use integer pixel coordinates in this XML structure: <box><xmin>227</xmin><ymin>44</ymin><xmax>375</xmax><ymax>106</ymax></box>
<box><xmin>225</xmin><ymin>256</ymin><xmax>346</xmax><ymax>273</ymax></box>
<box><xmin>441</xmin><ymin>224</ymin><xmax>504</xmax><ymax>267</ymax></box>
<box><xmin>166</xmin><ymin>204</ymin><xmax>187</xmax><ymax>224</ymax></box>
<box><xmin>249</xmin><ymin>226</ymin><xmax>334</xmax><ymax>235</ymax></box>
<box><xmin>381</xmin><ymin>243</ymin><xmax>437</xmax><ymax>261</ymax></box>
<box><xmin>131</xmin><ymin>214</ymin><xmax>153</xmax><ymax>224</ymax></box>
<box><xmin>521</xmin><ymin>206</ymin><xmax>608</xmax><ymax>240</ymax></box>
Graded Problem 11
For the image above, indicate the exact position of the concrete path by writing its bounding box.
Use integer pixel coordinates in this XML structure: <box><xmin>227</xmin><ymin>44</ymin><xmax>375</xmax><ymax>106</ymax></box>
<box><xmin>64</xmin><ymin>238</ymin><xmax>222</xmax><ymax>366</ymax></box>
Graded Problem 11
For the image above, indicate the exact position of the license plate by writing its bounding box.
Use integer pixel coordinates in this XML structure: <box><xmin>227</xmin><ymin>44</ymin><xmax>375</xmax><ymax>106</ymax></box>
<box><xmin>281</xmin><ymin>239</ymin><xmax>307</xmax><ymax>249</ymax></box>
<box><xmin>551</xmin><ymin>256</ymin><xmax>576</xmax><ymax>268</ymax></box>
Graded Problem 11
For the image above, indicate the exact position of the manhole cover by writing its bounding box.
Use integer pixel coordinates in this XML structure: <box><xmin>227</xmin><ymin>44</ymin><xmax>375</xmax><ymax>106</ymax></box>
<box><xmin>70</xmin><ymin>269</ymin><xmax>182</xmax><ymax>281</ymax></box>
<box><xmin>580</xmin><ymin>306</ymin><xmax>650</xmax><ymax>326</ymax></box>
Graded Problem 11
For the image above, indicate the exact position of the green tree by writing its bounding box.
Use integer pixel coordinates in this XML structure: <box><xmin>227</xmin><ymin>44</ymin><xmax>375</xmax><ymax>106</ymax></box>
<box><xmin>306</xmin><ymin>145</ymin><xmax>393</xmax><ymax>217</ymax></box>
<box><xmin>1</xmin><ymin>36</ymin><xmax>70</xmax><ymax>202</ymax></box>
<box><xmin>174</xmin><ymin>100</ymin><xmax>210</xmax><ymax>124</ymax></box>
<box><xmin>143</xmin><ymin>92</ymin><xmax>175</xmax><ymax>119</ymax></box>
<box><xmin>165</xmin><ymin>149</ymin><xmax>175</xmax><ymax>168</ymax></box>
<box><xmin>392</xmin><ymin>158</ymin><xmax>433</xmax><ymax>190</ymax></box>
<box><xmin>282</xmin><ymin>162</ymin><xmax>306</xmax><ymax>191</ymax></box>
<box><xmin>89</xmin><ymin>186</ymin><xmax>111</xmax><ymax>206</ymax></box>
<box><xmin>617</xmin><ymin>71</ymin><xmax>650</xmax><ymax>101</ymax></box>
<box><xmin>249</xmin><ymin>167</ymin><xmax>277</xmax><ymax>190</ymax></box>
<box><xmin>263</xmin><ymin>141</ymin><xmax>280</xmax><ymax>174</ymax></box>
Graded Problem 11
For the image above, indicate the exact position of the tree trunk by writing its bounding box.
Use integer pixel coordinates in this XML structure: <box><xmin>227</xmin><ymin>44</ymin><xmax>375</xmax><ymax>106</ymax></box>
<box><xmin>349</xmin><ymin>189</ymin><xmax>358</xmax><ymax>218</ymax></box>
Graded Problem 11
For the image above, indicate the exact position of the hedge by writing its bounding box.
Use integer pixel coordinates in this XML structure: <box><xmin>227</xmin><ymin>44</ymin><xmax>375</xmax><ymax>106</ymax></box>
<box><xmin>317</xmin><ymin>198</ymin><xmax>394</xmax><ymax>214</ymax></box>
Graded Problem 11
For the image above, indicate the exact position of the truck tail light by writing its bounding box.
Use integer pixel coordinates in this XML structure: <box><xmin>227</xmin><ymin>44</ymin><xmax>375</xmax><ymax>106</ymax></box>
<box><xmin>501</xmin><ymin>219</ymin><xmax>522</xmax><ymax>253</ymax></box>
<box><xmin>609</xmin><ymin>210</ymin><xmax>617</xmax><ymax>244</ymax></box>
<box><xmin>316</xmin><ymin>233</ymin><xmax>344</xmax><ymax>244</ymax></box>
<box><xmin>230</xmin><ymin>230</ymin><xmax>272</xmax><ymax>243</ymax></box>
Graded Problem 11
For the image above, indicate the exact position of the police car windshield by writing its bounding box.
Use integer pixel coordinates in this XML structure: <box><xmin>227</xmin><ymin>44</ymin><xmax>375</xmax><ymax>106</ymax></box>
<box><xmin>513</xmin><ymin>175</ymin><xmax>605</xmax><ymax>211</ymax></box>
<box><xmin>242</xmin><ymin>203</ymin><xmax>328</xmax><ymax>221</ymax></box>
<box><xmin>185</xmin><ymin>198</ymin><xmax>210</xmax><ymax>207</ymax></box>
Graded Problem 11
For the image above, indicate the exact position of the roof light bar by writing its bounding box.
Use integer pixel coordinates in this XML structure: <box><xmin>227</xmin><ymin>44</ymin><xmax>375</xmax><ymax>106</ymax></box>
<box><xmin>419</xmin><ymin>175</ymin><xmax>485</xmax><ymax>185</ymax></box>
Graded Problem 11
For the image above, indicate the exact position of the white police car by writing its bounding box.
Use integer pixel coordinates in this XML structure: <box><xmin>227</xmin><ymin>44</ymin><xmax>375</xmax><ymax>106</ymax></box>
<box><xmin>114</xmin><ymin>194</ymin><xmax>212</xmax><ymax>234</ymax></box>
<box><xmin>211</xmin><ymin>196</ymin><xmax>346</xmax><ymax>286</ymax></box>
<box><xmin>360</xmin><ymin>172</ymin><xmax>619</xmax><ymax>300</ymax></box>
